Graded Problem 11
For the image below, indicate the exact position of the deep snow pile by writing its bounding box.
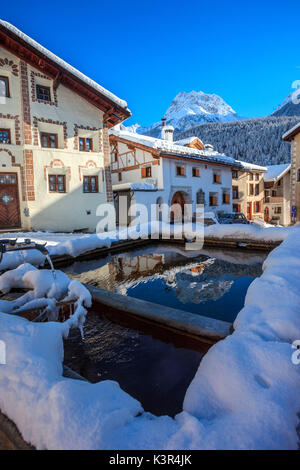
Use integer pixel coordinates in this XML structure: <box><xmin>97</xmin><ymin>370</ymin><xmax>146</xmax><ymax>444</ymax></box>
<box><xmin>0</xmin><ymin>228</ymin><xmax>300</xmax><ymax>449</ymax></box>
<box><xmin>0</xmin><ymin>264</ymin><xmax>91</xmax><ymax>333</ymax></box>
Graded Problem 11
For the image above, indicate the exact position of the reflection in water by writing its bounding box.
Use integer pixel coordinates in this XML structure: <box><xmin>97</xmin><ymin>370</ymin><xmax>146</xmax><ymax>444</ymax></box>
<box><xmin>63</xmin><ymin>245</ymin><xmax>266</xmax><ymax>323</ymax></box>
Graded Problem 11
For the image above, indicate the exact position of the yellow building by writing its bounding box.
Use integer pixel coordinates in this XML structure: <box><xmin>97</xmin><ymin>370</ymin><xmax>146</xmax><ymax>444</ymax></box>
<box><xmin>231</xmin><ymin>163</ymin><xmax>266</xmax><ymax>221</ymax></box>
<box><xmin>0</xmin><ymin>21</ymin><xmax>130</xmax><ymax>232</ymax></box>
<box><xmin>283</xmin><ymin>122</ymin><xmax>300</xmax><ymax>223</ymax></box>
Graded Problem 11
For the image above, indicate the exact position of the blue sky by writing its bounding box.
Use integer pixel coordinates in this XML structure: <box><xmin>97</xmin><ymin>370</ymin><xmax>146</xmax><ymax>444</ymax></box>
<box><xmin>2</xmin><ymin>0</ymin><xmax>300</xmax><ymax>126</ymax></box>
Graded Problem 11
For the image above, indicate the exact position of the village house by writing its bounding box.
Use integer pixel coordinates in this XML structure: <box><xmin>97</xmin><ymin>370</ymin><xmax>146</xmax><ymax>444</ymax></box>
<box><xmin>263</xmin><ymin>164</ymin><xmax>291</xmax><ymax>226</ymax></box>
<box><xmin>231</xmin><ymin>163</ymin><xmax>266</xmax><ymax>221</ymax></box>
<box><xmin>0</xmin><ymin>21</ymin><xmax>130</xmax><ymax>232</ymax></box>
<box><xmin>283</xmin><ymin>122</ymin><xmax>300</xmax><ymax>223</ymax></box>
<box><xmin>109</xmin><ymin>120</ymin><xmax>256</xmax><ymax>225</ymax></box>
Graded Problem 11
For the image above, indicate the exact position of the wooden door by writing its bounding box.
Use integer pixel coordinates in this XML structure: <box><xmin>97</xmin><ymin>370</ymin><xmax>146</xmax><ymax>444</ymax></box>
<box><xmin>264</xmin><ymin>207</ymin><xmax>269</xmax><ymax>222</ymax></box>
<box><xmin>0</xmin><ymin>173</ymin><xmax>21</xmax><ymax>229</ymax></box>
<box><xmin>171</xmin><ymin>191</ymin><xmax>185</xmax><ymax>222</ymax></box>
<box><xmin>247</xmin><ymin>202</ymin><xmax>252</xmax><ymax>220</ymax></box>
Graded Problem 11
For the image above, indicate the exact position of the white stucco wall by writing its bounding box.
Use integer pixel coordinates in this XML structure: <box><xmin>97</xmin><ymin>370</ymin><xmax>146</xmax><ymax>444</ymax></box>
<box><xmin>0</xmin><ymin>47</ymin><xmax>112</xmax><ymax>232</ymax></box>
<box><xmin>111</xmin><ymin>139</ymin><xmax>233</xmax><ymax>223</ymax></box>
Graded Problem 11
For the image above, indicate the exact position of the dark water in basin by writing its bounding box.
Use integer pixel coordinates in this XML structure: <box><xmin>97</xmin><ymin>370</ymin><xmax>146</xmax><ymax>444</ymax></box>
<box><xmin>63</xmin><ymin>244</ymin><xmax>266</xmax><ymax>323</ymax></box>
<box><xmin>64</xmin><ymin>310</ymin><xmax>205</xmax><ymax>417</ymax></box>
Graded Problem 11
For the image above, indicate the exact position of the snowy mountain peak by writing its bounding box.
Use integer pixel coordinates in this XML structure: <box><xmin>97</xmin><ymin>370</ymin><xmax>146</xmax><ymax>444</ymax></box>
<box><xmin>164</xmin><ymin>90</ymin><xmax>237</xmax><ymax>124</ymax></box>
<box><xmin>126</xmin><ymin>90</ymin><xmax>241</xmax><ymax>138</ymax></box>
<box><xmin>272</xmin><ymin>86</ymin><xmax>300</xmax><ymax>117</ymax></box>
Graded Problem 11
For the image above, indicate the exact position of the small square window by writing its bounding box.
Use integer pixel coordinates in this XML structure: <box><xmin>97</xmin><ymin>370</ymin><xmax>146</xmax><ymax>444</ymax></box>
<box><xmin>79</xmin><ymin>137</ymin><xmax>93</xmax><ymax>152</ymax></box>
<box><xmin>41</xmin><ymin>133</ymin><xmax>58</xmax><ymax>148</ymax></box>
<box><xmin>213</xmin><ymin>173</ymin><xmax>221</xmax><ymax>184</ymax></box>
<box><xmin>192</xmin><ymin>168</ymin><xmax>200</xmax><ymax>177</ymax></box>
<box><xmin>36</xmin><ymin>84</ymin><xmax>51</xmax><ymax>102</ymax></box>
<box><xmin>48</xmin><ymin>175</ymin><xmax>66</xmax><ymax>193</ymax></box>
<box><xmin>141</xmin><ymin>166</ymin><xmax>152</xmax><ymax>178</ymax></box>
<box><xmin>83</xmin><ymin>175</ymin><xmax>98</xmax><ymax>193</ymax></box>
<box><xmin>176</xmin><ymin>166</ymin><xmax>185</xmax><ymax>176</ymax></box>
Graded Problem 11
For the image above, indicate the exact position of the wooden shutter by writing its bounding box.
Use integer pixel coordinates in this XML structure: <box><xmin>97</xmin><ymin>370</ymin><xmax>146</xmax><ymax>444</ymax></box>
<box><xmin>238</xmin><ymin>204</ymin><xmax>241</xmax><ymax>212</ymax></box>
<box><xmin>141</xmin><ymin>167</ymin><xmax>146</xmax><ymax>178</ymax></box>
<box><xmin>224</xmin><ymin>193</ymin><xmax>230</xmax><ymax>204</ymax></box>
<box><xmin>180</xmin><ymin>167</ymin><xmax>185</xmax><ymax>176</ymax></box>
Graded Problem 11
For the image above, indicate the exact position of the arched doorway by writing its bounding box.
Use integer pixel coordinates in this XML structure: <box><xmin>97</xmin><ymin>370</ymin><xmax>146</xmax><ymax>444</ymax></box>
<box><xmin>170</xmin><ymin>191</ymin><xmax>185</xmax><ymax>222</ymax></box>
<box><xmin>264</xmin><ymin>206</ymin><xmax>270</xmax><ymax>223</ymax></box>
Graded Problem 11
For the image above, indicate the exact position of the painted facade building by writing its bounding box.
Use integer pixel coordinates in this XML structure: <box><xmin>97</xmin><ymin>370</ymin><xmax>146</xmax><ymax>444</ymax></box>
<box><xmin>283</xmin><ymin>122</ymin><xmax>300</xmax><ymax>223</ymax></box>
<box><xmin>263</xmin><ymin>164</ymin><xmax>291</xmax><ymax>226</ymax></box>
<box><xmin>109</xmin><ymin>124</ymin><xmax>254</xmax><ymax>225</ymax></box>
<box><xmin>231</xmin><ymin>163</ymin><xmax>266</xmax><ymax>221</ymax></box>
<box><xmin>0</xmin><ymin>21</ymin><xmax>130</xmax><ymax>232</ymax></box>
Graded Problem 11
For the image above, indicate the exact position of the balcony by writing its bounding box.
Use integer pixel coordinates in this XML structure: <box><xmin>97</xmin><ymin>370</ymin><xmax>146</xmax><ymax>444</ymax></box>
<box><xmin>265</xmin><ymin>196</ymin><xmax>283</xmax><ymax>204</ymax></box>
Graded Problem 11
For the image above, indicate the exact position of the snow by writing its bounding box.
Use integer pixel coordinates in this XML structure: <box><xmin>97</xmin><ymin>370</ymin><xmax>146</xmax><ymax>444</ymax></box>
<box><xmin>0</xmin><ymin>227</ymin><xmax>300</xmax><ymax>449</ymax></box>
<box><xmin>110</xmin><ymin>127</ymin><xmax>240</xmax><ymax>166</ymax></box>
<box><xmin>264</xmin><ymin>164</ymin><xmax>291</xmax><ymax>182</ymax></box>
<box><xmin>282</xmin><ymin>121</ymin><xmax>300</xmax><ymax>140</ymax></box>
<box><xmin>236</xmin><ymin>160</ymin><xmax>267</xmax><ymax>172</ymax></box>
<box><xmin>112</xmin><ymin>182</ymin><xmax>157</xmax><ymax>191</ymax></box>
<box><xmin>0</xmin><ymin>263</ymin><xmax>91</xmax><ymax>329</ymax></box>
<box><xmin>0</xmin><ymin>223</ymin><xmax>291</xmax><ymax>270</ymax></box>
<box><xmin>174</xmin><ymin>137</ymin><xmax>203</xmax><ymax>146</ymax></box>
<box><xmin>142</xmin><ymin>91</ymin><xmax>241</xmax><ymax>134</ymax></box>
<box><xmin>0</xmin><ymin>20</ymin><xmax>129</xmax><ymax>111</ymax></box>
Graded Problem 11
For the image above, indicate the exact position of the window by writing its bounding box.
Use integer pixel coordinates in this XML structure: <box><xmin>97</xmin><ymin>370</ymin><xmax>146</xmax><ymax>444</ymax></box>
<box><xmin>0</xmin><ymin>129</ymin><xmax>11</xmax><ymax>144</ymax></box>
<box><xmin>254</xmin><ymin>201</ymin><xmax>261</xmax><ymax>213</ymax></box>
<box><xmin>0</xmin><ymin>76</ymin><xmax>9</xmax><ymax>97</ymax></box>
<box><xmin>118</xmin><ymin>172</ymin><xmax>122</xmax><ymax>182</ymax></box>
<box><xmin>192</xmin><ymin>168</ymin><xmax>200</xmax><ymax>177</ymax></box>
<box><xmin>233</xmin><ymin>204</ymin><xmax>241</xmax><ymax>213</ymax></box>
<box><xmin>272</xmin><ymin>190</ymin><xmax>276</xmax><ymax>197</ymax></box>
<box><xmin>79</xmin><ymin>137</ymin><xmax>93</xmax><ymax>152</ymax></box>
<box><xmin>232</xmin><ymin>170</ymin><xmax>238</xmax><ymax>179</ymax></box>
<box><xmin>176</xmin><ymin>166</ymin><xmax>185</xmax><ymax>176</ymax></box>
<box><xmin>255</xmin><ymin>173</ymin><xmax>259</xmax><ymax>181</ymax></box>
<box><xmin>209</xmin><ymin>194</ymin><xmax>218</xmax><ymax>206</ymax></box>
<box><xmin>48</xmin><ymin>175</ymin><xmax>66</xmax><ymax>193</ymax></box>
<box><xmin>249</xmin><ymin>184</ymin><xmax>254</xmax><ymax>196</ymax></box>
<box><xmin>277</xmin><ymin>179</ymin><xmax>281</xmax><ymax>186</ymax></box>
<box><xmin>223</xmin><ymin>192</ymin><xmax>230</xmax><ymax>204</ymax></box>
<box><xmin>36</xmin><ymin>84</ymin><xmax>51</xmax><ymax>102</ymax></box>
<box><xmin>141</xmin><ymin>166</ymin><xmax>152</xmax><ymax>178</ymax></box>
<box><xmin>249</xmin><ymin>173</ymin><xmax>253</xmax><ymax>181</ymax></box>
<box><xmin>213</xmin><ymin>173</ymin><xmax>221</xmax><ymax>184</ymax></box>
<box><xmin>83</xmin><ymin>176</ymin><xmax>98</xmax><ymax>193</ymax></box>
<box><xmin>232</xmin><ymin>186</ymin><xmax>239</xmax><ymax>199</ymax></box>
<box><xmin>196</xmin><ymin>189</ymin><xmax>205</xmax><ymax>205</ymax></box>
<box><xmin>255</xmin><ymin>184</ymin><xmax>259</xmax><ymax>196</ymax></box>
<box><xmin>298</xmin><ymin>169</ymin><xmax>300</xmax><ymax>182</ymax></box>
<box><xmin>274</xmin><ymin>207</ymin><xmax>282</xmax><ymax>214</ymax></box>
<box><xmin>41</xmin><ymin>133</ymin><xmax>58</xmax><ymax>148</ymax></box>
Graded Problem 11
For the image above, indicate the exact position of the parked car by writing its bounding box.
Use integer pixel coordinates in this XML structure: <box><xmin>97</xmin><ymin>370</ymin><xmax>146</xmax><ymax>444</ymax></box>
<box><xmin>218</xmin><ymin>213</ymin><xmax>250</xmax><ymax>224</ymax></box>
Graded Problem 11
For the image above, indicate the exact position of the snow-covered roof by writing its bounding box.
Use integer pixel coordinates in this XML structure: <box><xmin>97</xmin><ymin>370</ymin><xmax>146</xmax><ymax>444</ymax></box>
<box><xmin>264</xmin><ymin>164</ymin><xmax>291</xmax><ymax>182</ymax></box>
<box><xmin>0</xmin><ymin>20</ymin><xmax>129</xmax><ymax>112</ymax></box>
<box><xmin>282</xmin><ymin>122</ymin><xmax>300</xmax><ymax>141</ymax></box>
<box><xmin>110</xmin><ymin>128</ymin><xmax>241</xmax><ymax>167</ymax></box>
<box><xmin>236</xmin><ymin>160</ymin><xmax>267</xmax><ymax>172</ymax></box>
<box><xmin>174</xmin><ymin>136</ymin><xmax>204</xmax><ymax>146</ymax></box>
<box><xmin>112</xmin><ymin>182</ymin><xmax>157</xmax><ymax>192</ymax></box>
